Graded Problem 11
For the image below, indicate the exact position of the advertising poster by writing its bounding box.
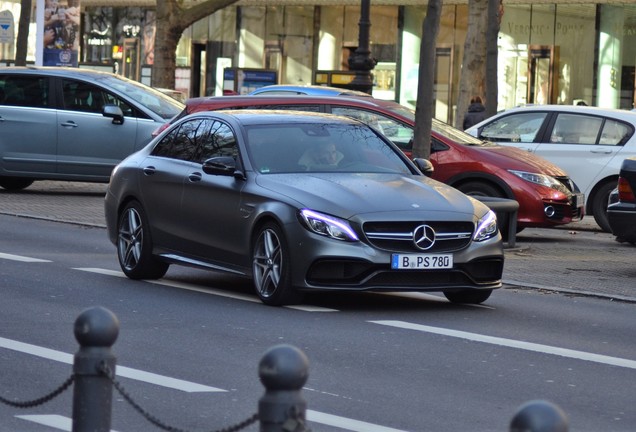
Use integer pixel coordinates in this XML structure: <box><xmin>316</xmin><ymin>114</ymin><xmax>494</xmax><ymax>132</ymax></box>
<box><xmin>43</xmin><ymin>0</ymin><xmax>80</xmax><ymax>66</ymax></box>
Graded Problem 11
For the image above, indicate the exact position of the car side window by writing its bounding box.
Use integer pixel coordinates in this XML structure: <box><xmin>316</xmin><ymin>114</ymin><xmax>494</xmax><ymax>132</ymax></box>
<box><xmin>0</xmin><ymin>75</ymin><xmax>49</xmax><ymax>108</ymax></box>
<box><xmin>480</xmin><ymin>112</ymin><xmax>547</xmax><ymax>143</ymax></box>
<box><xmin>61</xmin><ymin>79</ymin><xmax>134</xmax><ymax>116</ymax></box>
<box><xmin>196</xmin><ymin>120</ymin><xmax>238</xmax><ymax>162</ymax></box>
<box><xmin>550</xmin><ymin>114</ymin><xmax>602</xmax><ymax>144</ymax></box>
<box><xmin>599</xmin><ymin>119</ymin><xmax>633</xmax><ymax>146</ymax></box>
<box><xmin>331</xmin><ymin>107</ymin><xmax>413</xmax><ymax>151</ymax></box>
<box><xmin>151</xmin><ymin>119</ymin><xmax>203</xmax><ymax>161</ymax></box>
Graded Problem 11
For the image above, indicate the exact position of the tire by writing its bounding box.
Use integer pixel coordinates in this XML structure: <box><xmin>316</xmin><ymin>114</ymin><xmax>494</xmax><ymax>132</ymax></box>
<box><xmin>591</xmin><ymin>181</ymin><xmax>616</xmax><ymax>233</ymax></box>
<box><xmin>252</xmin><ymin>222</ymin><xmax>302</xmax><ymax>306</ymax></box>
<box><xmin>444</xmin><ymin>289</ymin><xmax>493</xmax><ymax>304</ymax></box>
<box><xmin>0</xmin><ymin>177</ymin><xmax>34</xmax><ymax>191</ymax></box>
<box><xmin>117</xmin><ymin>201</ymin><xmax>169</xmax><ymax>280</ymax></box>
<box><xmin>456</xmin><ymin>181</ymin><xmax>510</xmax><ymax>239</ymax></box>
<box><xmin>456</xmin><ymin>181</ymin><xmax>504</xmax><ymax>198</ymax></box>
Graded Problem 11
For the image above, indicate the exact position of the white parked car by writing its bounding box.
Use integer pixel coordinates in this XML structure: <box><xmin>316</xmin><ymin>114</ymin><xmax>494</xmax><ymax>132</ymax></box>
<box><xmin>466</xmin><ymin>105</ymin><xmax>636</xmax><ymax>232</ymax></box>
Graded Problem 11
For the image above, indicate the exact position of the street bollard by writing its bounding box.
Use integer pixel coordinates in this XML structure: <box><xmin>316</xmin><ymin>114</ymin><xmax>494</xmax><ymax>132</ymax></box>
<box><xmin>510</xmin><ymin>399</ymin><xmax>569</xmax><ymax>432</ymax></box>
<box><xmin>72</xmin><ymin>306</ymin><xmax>119</xmax><ymax>432</ymax></box>
<box><xmin>258</xmin><ymin>344</ymin><xmax>309</xmax><ymax>432</ymax></box>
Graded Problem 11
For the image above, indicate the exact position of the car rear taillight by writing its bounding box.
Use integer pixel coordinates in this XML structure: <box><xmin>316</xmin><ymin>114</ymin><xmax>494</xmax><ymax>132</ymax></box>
<box><xmin>151</xmin><ymin>122</ymin><xmax>171</xmax><ymax>137</ymax></box>
<box><xmin>617</xmin><ymin>177</ymin><xmax>636</xmax><ymax>203</ymax></box>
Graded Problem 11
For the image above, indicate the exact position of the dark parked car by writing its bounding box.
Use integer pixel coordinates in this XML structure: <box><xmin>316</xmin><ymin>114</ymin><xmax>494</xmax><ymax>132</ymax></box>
<box><xmin>106</xmin><ymin>110</ymin><xmax>503</xmax><ymax>306</ymax></box>
<box><xmin>607</xmin><ymin>157</ymin><xmax>636</xmax><ymax>244</ymax></box>
<box><xmin>0</xmin><ymin>66</ymin><xmax>183</xmax><ymax>191</ymax></box>
<box><xmin>158</xmin><ymin>94</ymin><xmax>584</xmax><ymax>232</ymax></box>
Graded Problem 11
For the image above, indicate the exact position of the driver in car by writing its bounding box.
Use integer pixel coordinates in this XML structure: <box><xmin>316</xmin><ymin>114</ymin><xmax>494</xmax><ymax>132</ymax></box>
<box><xmin>299</xmin><ymin>141</ymin><xmax>344</xmax><ymax>169</ymax></box>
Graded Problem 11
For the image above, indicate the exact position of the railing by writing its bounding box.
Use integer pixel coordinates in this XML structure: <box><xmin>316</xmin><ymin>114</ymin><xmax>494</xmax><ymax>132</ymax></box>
<box><xmin>1</xmin><ymin>306</ymin><xmax>567</xmax><ymax>432</ymax></box>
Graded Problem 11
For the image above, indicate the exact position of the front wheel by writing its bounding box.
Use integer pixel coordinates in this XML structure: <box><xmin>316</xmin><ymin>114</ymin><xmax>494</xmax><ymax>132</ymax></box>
<box><xmin>117</xmin><ymin>201</ymin><xmax>169</xmax><ymax>279</ymax></box>
<box><xmin>252</xmin><ymin>222</ymin><xmax>301</xmax><ymax>306</ymax></box>
<box><xmin>591</xmin><ymin>181</ymin><xmax>616</xmax><ymax>233</ymax></box>
<box><xmin>444</xmin><ymin>289</ymin><xmax>493</xmax><ymax>304</ymax></box>
<box><xmin>0</xmin><ymin>177</ymin><xmax>34</xmax><ymax>191</ymax></box>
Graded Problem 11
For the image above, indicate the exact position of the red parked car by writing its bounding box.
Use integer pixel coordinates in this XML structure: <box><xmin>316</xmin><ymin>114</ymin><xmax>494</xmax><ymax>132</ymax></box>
<box><xmin>157</xmin><ymin>95</ymin><xmax>584</xmax><ymax>230</ymax></box>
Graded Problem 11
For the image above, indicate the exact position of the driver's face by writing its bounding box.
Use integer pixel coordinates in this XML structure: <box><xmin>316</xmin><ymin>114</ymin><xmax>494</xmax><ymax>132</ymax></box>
<box><xmin>318</xmin><ymin>144</ymin><xmax>338</xmax><ymax>165</ymax></box>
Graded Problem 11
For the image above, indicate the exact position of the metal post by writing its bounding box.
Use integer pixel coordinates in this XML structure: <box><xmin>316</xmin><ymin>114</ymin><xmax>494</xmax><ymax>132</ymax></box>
<box><xmin>258</xmin><ymin>344</ymin><xmax>309</xmax><ymax>432</ymax></box>
<box><xmin>72</xmin><ymin>307</ymin><xmax>119</xmax><ymax>432</ymax></box>
<box><xmin>347</xmin><ymin>0</ymin><xmax>377</xmax><ymax>94</ymax></box>
<box><xmin>510</xmin><ymin>400</ymin><xmax>569</xmax><ymax>432</ymax></box>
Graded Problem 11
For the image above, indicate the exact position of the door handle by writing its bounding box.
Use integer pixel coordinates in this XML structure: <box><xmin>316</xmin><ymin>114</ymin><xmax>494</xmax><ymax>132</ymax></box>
<box><xmin>142</xmin><ymin>166</ymin><xmax>156</xmax><ymax>175</ymax></box>
<box><xmin>590</xmin><ymin>149</ymin><xmax>613</xmax><ymax>154</ymax></box>
<box><xmin>60</xmin><ymin>121</ymin><xmax>78</xmax><ymax>128</ymax></box>
<box><xmin>188</xmin><ymin>172</ymin><xmax>202</xmax><ymax>182</ymax></box>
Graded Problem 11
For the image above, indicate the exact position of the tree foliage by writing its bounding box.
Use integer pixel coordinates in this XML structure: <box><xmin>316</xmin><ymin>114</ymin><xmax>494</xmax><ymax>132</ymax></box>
<box><xmin>153</xmin><ymin>0</ymin><xmax>240</xmax><ymax>89</ymax></box>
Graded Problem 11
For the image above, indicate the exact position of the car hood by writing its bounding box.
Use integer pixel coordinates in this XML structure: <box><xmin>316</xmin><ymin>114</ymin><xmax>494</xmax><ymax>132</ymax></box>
<box><xmin>473</xmin><ymin>145</ymin><xmax>568</xmax><ymax>177</ymax></box>
<box><xmin>255</xmin><ymin>173</ymin><xmax>483</xmax><ymax>220</ymax></box>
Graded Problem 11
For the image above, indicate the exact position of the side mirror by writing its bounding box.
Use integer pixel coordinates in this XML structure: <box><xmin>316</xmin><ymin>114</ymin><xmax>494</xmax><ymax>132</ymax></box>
<box><xmin>103</xmin><ymin>104</ymin><xmax>124</xmax><ymax>125</ymax></box>
<box><xmin>202</xmin><ymin>156</ymin><xmax>238</xmax><ymax>176</ymax></box>
<box><xmin>413</xmin><ymin>158</ymin><xmax>434</xmax><ymax>177</ymax></box>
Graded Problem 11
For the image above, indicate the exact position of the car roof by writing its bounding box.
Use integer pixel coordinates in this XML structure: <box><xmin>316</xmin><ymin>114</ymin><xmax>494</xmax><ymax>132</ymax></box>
<box><xmin>249</xmin><ymin>84</ymin><xmax>372</xmax><ymax>97</ymax></box>
<box><xmin>187</xmin><ymin>94</ymin><xmax>408</xmax><ymax>114</ymax></box>
<box><xmin>187</xmin><ymin>109</ymin><xmax>364</xmax><ymax>126</ymax></box>
<box><xmin>0</xmin><ymin>65</ymin><xmax>119</xmax><ymax>79</ymax></box>
<box><xmin>497</xmin><ymin>104</ymin><xmax>636</xmax><ymax>121</ymax></box>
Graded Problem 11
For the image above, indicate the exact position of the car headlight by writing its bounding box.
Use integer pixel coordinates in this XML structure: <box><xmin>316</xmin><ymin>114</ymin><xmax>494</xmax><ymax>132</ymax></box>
<box><xmin>473</xmin><ymin>210</ymin><xmax>498</xmax><ymax>242</ymax></box>
<box><xmin>508</xmin><ymin>170</ymin><xmax>569</xmax><ymax>194</ymax></box>
<box><xmin>299</xmin><ymin>209</ymin><xmax>359</xmax><ymax>241</ymax></box>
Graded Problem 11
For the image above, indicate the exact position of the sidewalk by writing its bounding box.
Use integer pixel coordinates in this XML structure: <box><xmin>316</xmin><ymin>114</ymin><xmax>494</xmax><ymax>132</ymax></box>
<box><xmin>1</xmin><ymin>181</ymin><xmax>635</xmax><ymax>302</ymax></box>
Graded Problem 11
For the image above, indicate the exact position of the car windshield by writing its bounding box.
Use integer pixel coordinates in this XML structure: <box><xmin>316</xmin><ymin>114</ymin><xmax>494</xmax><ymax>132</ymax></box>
<box><xmin>382</xmin><ymin>101</ymin><xmax>494</xmax><ymax>147</ymax></box>
<box><xmin>94</xmin><ymin>74</ymin><xmax>184</xmax><ymax>119</ymax></box>
<box><xmin>245</xmin><ymin>123</ymin><xmax>413</xmax><ymax>175</ymax></box>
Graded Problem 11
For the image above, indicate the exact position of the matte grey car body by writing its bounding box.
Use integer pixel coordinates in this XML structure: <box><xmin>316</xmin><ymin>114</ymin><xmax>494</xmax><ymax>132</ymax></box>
<box><xmin>0</xmin><ymin>66</ymin><xmax>183</xmax><ymax>190</ymax></box>
<box><xmin>105</xmin><ymin>110</ymin><xmax>504</xmax><ymax>306</ymax></box>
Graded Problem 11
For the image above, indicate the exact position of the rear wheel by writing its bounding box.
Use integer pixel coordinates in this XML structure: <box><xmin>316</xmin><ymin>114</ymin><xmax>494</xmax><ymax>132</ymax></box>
<box><xmin>0</xmin><ymin>177</ymin><xmax>34</xmax><ymax>191</ymax></box>
<box><xmin>591</xmin><ymin>181</ymin><xmax>616</xmax><ymax>233</ymax></box>
<box><xmin>117</xmin><ymin>201</ymin><xmax>169</xmax><ymax>279</ymax></box>
<box><xmin>252</xmin><ymin>222</ymin><xmax>302</xmax><ymax>306</ymax></box>
<box><xmin>444</xmin><ymin>289</ymin><xmax>493</xmax><ymax>304</ymax></box>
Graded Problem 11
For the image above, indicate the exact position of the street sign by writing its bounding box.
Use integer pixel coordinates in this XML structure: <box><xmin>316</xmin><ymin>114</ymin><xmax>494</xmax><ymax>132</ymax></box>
<box><xmin>0</xmin><ymin>10</ymin><xmax>14</xmax><ymax>44</ymax></box>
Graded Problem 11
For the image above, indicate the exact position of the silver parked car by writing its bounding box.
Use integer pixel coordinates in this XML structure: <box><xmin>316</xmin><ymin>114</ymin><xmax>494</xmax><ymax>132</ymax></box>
<box><xmin>0</xmin><ymin>66</ymin><xmax>183</xmax><ymax>191</ymax></box>
<box><xmin>105</xmin><ymin>110</ymin><xmax>504</xmax><ymax>306</ymax></box>
<box><xmin>465</xmin><ymin>104</ymin><xmax>636</xmax><ymax>232</ymax></box>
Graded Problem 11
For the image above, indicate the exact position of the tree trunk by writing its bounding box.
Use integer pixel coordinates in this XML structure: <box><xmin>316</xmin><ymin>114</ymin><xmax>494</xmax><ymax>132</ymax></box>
<box><xmin>455</xmin><ymin>0</ymin><xmax>488</xmax><ymax>130</ymax></box>
<box><xmin>15</xmin><ymin>0</ymin><xmax>32</xmax><ymax>66</ymax></box>
<box><xmin>152</xmin><ymin>0</ymin><xmax>240</xmax><ymax>89</ymax></box>
<box><xmin>485</xmin><ymin>0</ymin><xmax>502</xmax><ymax>116</ymax></box>
<box><xmin>411</xmin><ymin>0</ymin><xmax>442</xmax><ymax>160</ymax></box>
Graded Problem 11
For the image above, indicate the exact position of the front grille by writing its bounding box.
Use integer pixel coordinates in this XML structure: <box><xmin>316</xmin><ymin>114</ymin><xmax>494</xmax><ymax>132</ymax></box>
<box><xmin>306</xmin><ymin>257</ymin><xmax>503</xmax><ymax>288</ymax></box>
<box><xmin>363</xmin><ymin>221</ymin><xmax>473</xmax><ymax>253</ymax></box>
<box><xmin>555</xmin><ymin>176</ymin><xmax>575</xmax><ymax>192</ymax></box>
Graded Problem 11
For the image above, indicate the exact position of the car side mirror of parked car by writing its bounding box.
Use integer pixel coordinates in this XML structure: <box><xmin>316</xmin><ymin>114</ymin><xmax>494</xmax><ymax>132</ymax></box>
<box><xmin>412</xmin><ymin>158</ymin><xmax>434</xmax><ymax>177</ymax></box>
<box><xmin>103</xmin><ymin>104</ymin><xmax>125</xmax><ymax>125</ymax></box>
<box><xmin>202</xmin><ymin>156</ymin><xmax>243</xmax><ymax>178</ymax></box>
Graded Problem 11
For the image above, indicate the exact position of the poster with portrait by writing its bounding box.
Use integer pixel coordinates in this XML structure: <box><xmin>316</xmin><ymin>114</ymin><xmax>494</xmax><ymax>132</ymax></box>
<box><xmin>43</xmin><ymin>0</ymin><xmax>80</xmax><ymax>66</ymax></box>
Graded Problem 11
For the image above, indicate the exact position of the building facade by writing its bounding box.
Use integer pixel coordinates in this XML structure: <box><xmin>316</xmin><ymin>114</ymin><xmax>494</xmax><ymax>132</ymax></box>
<box><xmin>2</xmin><ymin>1</ymin><xmax>635</xmax><ymax>125</ymax></box>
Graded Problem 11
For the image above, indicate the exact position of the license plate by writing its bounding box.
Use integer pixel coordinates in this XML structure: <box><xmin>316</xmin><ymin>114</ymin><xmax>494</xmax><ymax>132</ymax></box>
<box><xmin>391</xmin><ymin>254</ymin><xmax>453</xmax><ymax>270</ymax></box>
<box><xmin>571</xmin><ymin>193</ymin><xmax>585</xmax><ymax>207</ymax></box>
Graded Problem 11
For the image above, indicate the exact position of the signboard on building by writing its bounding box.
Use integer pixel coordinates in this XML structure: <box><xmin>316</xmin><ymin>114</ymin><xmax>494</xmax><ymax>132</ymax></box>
<box><xmin>0</xmin><ymin>10</ymin><xmax>14</xmax><ymax>44</ymax></box>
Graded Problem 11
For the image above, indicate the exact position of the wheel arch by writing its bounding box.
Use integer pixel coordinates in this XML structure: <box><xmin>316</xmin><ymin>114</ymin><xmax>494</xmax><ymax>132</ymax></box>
<box><xmin>446</xmin><ymin>172</ymin><xmax>514</xmax><ymax>199</ymax></box>
<box><xmin>586</xmin><ymin>175</ymin><xmax>619</xmax><ymax>215</ymax></box>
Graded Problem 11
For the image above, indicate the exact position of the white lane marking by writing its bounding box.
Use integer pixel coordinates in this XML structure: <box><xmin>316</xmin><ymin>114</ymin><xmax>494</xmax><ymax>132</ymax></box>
<box><xmin>74</xmin><ymin>268</ymin><xmax>338</xmax><ymax>312</ymax></box>
<box><xmin>0</xmin><ymin>252</ymin><xmax>51</xmax><ymax>262</ymax></box>
<box><xmin>16</xmin><ymin>415</ymin><xmax>121</xmax><ymax>432</ymax></box>
<box><xmin>0</xmin><ymin>337</ymin><xmax>224</xmax><ymax>392</ymax></box>
<box><xmin>370</xmin><ymin>320</ymin><xmax>636</xmax><ymax>370</ymax></box>
<box><xmin>307</xmin><ymin>410</ymin><xmax>408</xmax><ymax>432</ymax></box>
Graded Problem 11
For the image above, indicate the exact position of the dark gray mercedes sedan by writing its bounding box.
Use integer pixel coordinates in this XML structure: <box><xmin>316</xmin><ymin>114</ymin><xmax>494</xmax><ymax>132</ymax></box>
<box><xmin>105</xmin><ymin>110</ymin><xmax>504</xmax><ymax>306</ymax></box>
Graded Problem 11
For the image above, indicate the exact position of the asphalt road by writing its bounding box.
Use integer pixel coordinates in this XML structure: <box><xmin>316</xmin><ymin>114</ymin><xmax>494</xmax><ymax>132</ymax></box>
<box><xmin>1</xmin><ymin>215</ymin><xmax>635</xmax><ymax>431</ymax></box>
<box><xmin>1</xmin><ymin>181</ymin><xmax>635</xmax><ymax>302</ymax></box>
